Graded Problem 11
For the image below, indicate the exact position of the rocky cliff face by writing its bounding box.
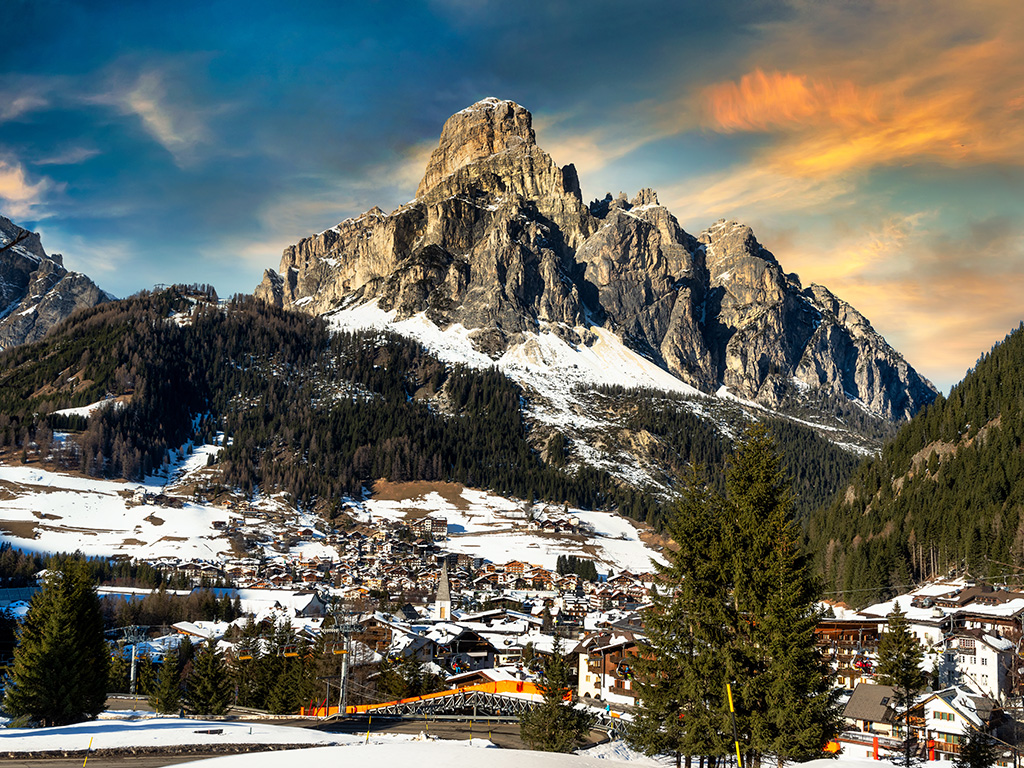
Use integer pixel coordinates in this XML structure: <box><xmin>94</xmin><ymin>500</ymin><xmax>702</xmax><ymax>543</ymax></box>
<box><xmin>257</xmin><ymin>98</ymin><xmax>936</xmax><ymax>422</ymax></box>
<box><xmin>0</xmin><ymin>216</ymin><xmax>112</xmax><ymax>349</ymax></box>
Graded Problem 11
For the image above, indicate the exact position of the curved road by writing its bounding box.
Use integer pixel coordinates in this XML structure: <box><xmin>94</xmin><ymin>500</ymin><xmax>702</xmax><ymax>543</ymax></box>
<box><xmin>14</xmin><ymin>714</ymin><xmax>609</xmax><ymax>768</ymax></box>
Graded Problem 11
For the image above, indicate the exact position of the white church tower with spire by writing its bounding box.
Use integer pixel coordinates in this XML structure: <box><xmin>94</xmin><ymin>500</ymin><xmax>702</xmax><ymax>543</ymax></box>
<box><xmin>433</xmin><ymin>561</ymin><xmax>452</xmax><ymax>621</ymax></box>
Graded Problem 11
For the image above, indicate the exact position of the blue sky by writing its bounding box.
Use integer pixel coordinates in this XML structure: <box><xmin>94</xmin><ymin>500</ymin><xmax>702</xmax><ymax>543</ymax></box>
<box><xmin>2</xmin><ymin>0</ymin><xmax>1023</xmax><ymax>392</ymax></box>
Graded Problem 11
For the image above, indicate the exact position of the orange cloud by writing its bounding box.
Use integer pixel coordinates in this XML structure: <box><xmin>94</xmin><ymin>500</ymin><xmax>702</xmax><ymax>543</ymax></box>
<box><xmin>703</xmin><ymin>69</ymin><xmax>878</xmax><ymax>133</ymax></box>
<box><xmin>0</xmin><ymin>159</ymin><xmax>53</xmax><ymax>218</ymax></box>
<box><xmin>686</xmin><ymin>5</ymin><xmax>1024</xmax><ymax>192</ymax></box>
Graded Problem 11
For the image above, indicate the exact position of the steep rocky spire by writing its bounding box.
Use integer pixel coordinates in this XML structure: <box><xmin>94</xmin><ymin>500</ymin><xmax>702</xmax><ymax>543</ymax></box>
<box><xmin>416</xmin><ymin>98</ymin><xmax>536</xmax><ymax>198</ymax></box>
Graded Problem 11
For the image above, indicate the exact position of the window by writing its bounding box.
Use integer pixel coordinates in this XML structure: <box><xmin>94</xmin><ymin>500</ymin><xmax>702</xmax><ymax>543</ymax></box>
<box><xmin>981</xmin><ymin>657</ymin><xmax>988</xmax><ymax>666</ymax></box>
<box><xmin>934</xmin><ymin>711</ymin><xmax>956</xmax><ymax>721</ymax></box>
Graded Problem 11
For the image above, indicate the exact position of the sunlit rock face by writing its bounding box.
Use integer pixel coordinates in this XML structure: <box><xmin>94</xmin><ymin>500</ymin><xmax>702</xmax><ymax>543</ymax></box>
<box><xmin>257</xmin><ymin>99</ymin><xmax>935</xmax><ymax>421</ymax></box>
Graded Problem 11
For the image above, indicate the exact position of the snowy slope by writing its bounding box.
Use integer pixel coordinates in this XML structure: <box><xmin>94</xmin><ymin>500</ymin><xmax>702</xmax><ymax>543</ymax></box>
<box><xmin>0</xmin><ymin>461</ymin><xmax>665</xmax><ymax>573</ymax></box>
<box><xmin>327</xmin><ymin>301</ymin><xmax>704</xmax><ymax>430</ymax></box>
<box><xmin>0</xmin><ymin>718</ymin><xmax>345</xmax><ymax>752</ymax></box>
<box><xmin>174</xmin><ymin>742</ymin><xmax>894</xmax><ymax>768</ymax></box>
<box><xmin>0</xmin><ymin>465</ymin><xmax>234</xmax><ymax>560</ymax></box>
<box><xmin>357</xmin><ymin>484</ymin><xmax>665</xmax><ymax>572</ymax></box>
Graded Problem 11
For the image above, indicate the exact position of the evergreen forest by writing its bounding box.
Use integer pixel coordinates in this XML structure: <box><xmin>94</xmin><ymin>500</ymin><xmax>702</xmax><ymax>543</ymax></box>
<box><xmin>808</xmin><ymin>323</ymin><xmax>1024</xmax><ymax>605</ymax></box>
<box><xmin>0</xmin><ymin>286</ymin><xmax>863</xmax><ymax>532</ymax></box>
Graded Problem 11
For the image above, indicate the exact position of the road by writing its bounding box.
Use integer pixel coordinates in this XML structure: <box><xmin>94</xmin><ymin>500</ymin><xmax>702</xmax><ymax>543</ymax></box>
<box><xmin>9</xmin><ymin>717</ymin><xmax>610</xmax><ymax>767</ymax></box>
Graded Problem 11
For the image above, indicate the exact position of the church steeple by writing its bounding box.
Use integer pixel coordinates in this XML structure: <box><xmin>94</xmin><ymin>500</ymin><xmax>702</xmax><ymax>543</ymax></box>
<box><xmin>434</xmin><ymin>561</ymin><xmax>452</xmax><ymax>621</ymax></box>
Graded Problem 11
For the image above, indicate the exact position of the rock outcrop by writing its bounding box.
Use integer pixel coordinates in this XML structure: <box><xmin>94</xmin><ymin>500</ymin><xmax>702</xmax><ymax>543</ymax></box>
<box><xmin>0</xmin><ymin>215</ymin><xmax>112</xmax><ymax>349</ymax></box>
<box><xmin>257</xmin><ymin>98</ymin><xmax>936</xmax><ymax>421</ymax></box>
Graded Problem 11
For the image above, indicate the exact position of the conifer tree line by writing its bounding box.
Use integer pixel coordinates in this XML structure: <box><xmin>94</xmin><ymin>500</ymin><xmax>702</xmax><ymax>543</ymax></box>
<box><xmin>589</xmin><ymin>385</ymin><xmax>861</xmax><ymax>526</ymax></box>
<box><xmin>555</xmin><ymin>554</ymin><xmax>599</xmax><ymax>582</ymax></box>
<box><xmin>0</xmin><ymin>288</ymin><xmax>654</xmax><ymax>520</ymax></box>
<box><xmin>629</xmin><ymin>426</ymin><xmax>838</xmax><ymax>768</ymax></box>
<box><xmin>0</xmin><ymin>286</ymin><xmax>865</xmax><ymax>533</ymax></box>
<box><xmin>808</xmin><ymin>322</ymin><xmax>1024</xmax><ymax>605</ymax></box>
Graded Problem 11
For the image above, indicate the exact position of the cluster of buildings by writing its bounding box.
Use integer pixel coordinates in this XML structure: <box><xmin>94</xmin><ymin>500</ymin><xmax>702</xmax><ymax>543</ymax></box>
<box><xmin>818</xmin><ymin>578</ymin><xmax>1024</xmax><ymax>762</ymax></box>
<box><xmin>11</xmin><ymin>480</ymin><xmax>1024</xmax><ymax>763</ymax></box>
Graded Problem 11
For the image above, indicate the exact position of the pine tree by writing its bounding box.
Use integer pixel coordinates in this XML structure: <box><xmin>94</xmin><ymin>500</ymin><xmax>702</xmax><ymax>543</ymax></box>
<box><xmin>876</xmin><ymin>605</ymin><xmax>926</xmax><ymax>767</ymax></box>
<box><xmin>4</xmin><ymin>559</ymin><xmax>109</xmax><ymax>726</ymax></box>
<box><xmin>730</xmin><ymin>427</ymin><xmax>839</xmax><ymax>763</ymax></box>
<box><xmin>519</xmin><ymin>638</ymin><xmax>594</xmax><ymax>752</ymax></box>
<box><xmin>629</xmin><ymin>469</ymin><xmax>737</xmax><ymax>767</ymax></box>
<box><xmin>149</xmin><ymin>651</ymin><xmax>182</xmax><ymax>714</ymax></box>
<box><xmin>729</xmin><ymin>425</ymin><xmax>838</xmax><ymax>765</ymax></box>
<box><xmin>955</xmin><ymin>728</ymin><xmax>999</xmax><ymax>768</ymax></box>
<box><xmin>757</xmin><ymin>510</ymin><xmax>839</xmax><ymax>763</ymax></box>
<box><xmin>186</xmin><ymin>640</ymin><xmax>232</xmax><ymax>716</ymax></box>
<box><xmin>630</xmin><ymin>429</ymin><xmax>838</xmax><ymax>767</ymax></box>
<box><xmin>267</xmin><ymin>656</ymin><xmax>303</xmax><ymax>714</ymax></box>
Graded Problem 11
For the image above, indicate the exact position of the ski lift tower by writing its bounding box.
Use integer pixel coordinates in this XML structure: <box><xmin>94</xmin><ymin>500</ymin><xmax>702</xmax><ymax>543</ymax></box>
<box><xmin>118</xmin><ymin>625</ymin><xmax>149</xmax><ymax>706</ymax></box>
<box><xmin>321</xmin><ymin>612</ymin><xmax>362</xmax><ymax>717</ymax></box>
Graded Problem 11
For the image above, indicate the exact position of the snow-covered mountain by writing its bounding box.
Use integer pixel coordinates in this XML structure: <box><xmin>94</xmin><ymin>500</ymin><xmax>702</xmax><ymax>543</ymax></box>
<box><xmin>256</xmin><ymin>98</ymin><xmax>936</xmax><ymax>427</ymax></box>
<box><xmin>0</xmin><ymin>215</ymin><xmax>112</xmax><ymax>348</ymax></box>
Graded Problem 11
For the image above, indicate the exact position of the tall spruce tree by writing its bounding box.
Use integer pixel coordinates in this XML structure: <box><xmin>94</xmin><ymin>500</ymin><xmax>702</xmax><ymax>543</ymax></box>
<box><xmin>876</xmin><ymin>605</ymin><xmax>926</xmax><ymax>767</ymax></box>
<box><xmin>5</xmin><ymin>559</ymin><xmax>109</xmax><ymax>726</ymax></box>
<box><xmin>186</xmin><ymin>640</ymin><xmax>232</xmax><ymax>716</ymax></box>
<box><xmin>757</xmin><ymin>505</ymin><xmax>838</xmax><ymax>764</ymax></box>
<box><xmin>519</xmin><ymin>638</ymin><xmax>594</xmax><ymax>752</ymax></box>
<box><xmin>149</xmin><ymin>651</ymin><xmax>182</xmax><ymax>714</ymax></box>
<box><xmin>629</xmin><ymin>469</ymin><xmax>739</xmax><ymax>767</ymax></box>
<box><xmin>728</xmin><ymin>427</ymin><xmax>838</xmax><ymax>762</ymax></box>
<box><xmin>631</xmin><ymin>427</ymin><xmax>837</xmax><ymax>767</ymax></box>
<box><xmin>728</xmin><ymin>425</ymin><xmax>837</xmax><ymax>765</ymax></box>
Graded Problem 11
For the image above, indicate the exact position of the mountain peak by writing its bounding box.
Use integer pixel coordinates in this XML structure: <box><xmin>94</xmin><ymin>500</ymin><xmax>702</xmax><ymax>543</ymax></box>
<box><xmin>260</xmin><ymin>102</ymin><xmax>936</xmax><ymax>424</ymax></box>
<box><xmin>0</xmin><ymin>214</ymin><xmax>111</xmax><ymax>348</ymax></box>
<box><xmin>416</xmin><ymin>98</ymin><xmax>536</xmax><ymax>197</ymax></box>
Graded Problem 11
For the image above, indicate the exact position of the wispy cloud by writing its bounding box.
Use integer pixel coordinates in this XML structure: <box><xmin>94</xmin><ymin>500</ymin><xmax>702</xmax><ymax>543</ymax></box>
<box><xmin>0</xmin><ymin>158</ymin><xmax>56</xmax><ymax>219</ymax></box>
<box><xmin>34</xmin><ymin>146</ymin><xmax>101</xmax><ymax>166</ymax></box>
<box><xmin>0</xmin><ymin>93</ymin><xmax>49</xmax><ymax>122</ymax></box>
<box><xmin>34</xmin><ymin>229</ymin><xmax>135</xmax><ymax>284</ymax></box>
<box><xmin>535</xmin><ymin>108</ymin><xmax>667</xmax><ymax>180</ymax></box>
<box><xmin>86</xmin><ymin>67</ymin><xmax>220</xmax><ymax>168</ymax></box>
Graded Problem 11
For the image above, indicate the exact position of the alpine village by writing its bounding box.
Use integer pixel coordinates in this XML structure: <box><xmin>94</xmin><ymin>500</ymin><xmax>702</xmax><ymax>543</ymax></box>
<box><xmin>0</xmin><ymin>93</ymin><xmax>1021</xmax><ymax>768</ymax></box>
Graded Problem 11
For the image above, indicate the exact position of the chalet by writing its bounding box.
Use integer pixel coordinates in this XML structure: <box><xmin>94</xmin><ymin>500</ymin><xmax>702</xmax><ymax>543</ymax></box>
<box><xmin>576</xmin><ymin>630</ymin><xmax>644</xmax><ymax>704</ymax></box>
<box><xmin>815</xmin><ymin>617</ymin><xmax>885</xmax><ymax>689</ymax></box>
<box><xmin>504</xmin><ymin>560</ymin><xmax>529</xmax><ymax>577</ymax></box>
<box><xmin>843</xmin><ymin>682</ymin><xmax>898</xmax><ymax>737</ymax></box>
<box><xmin>908</xmin><ymin>686</ymin><xmax>1000</xmax><ymax>762</ymax></box>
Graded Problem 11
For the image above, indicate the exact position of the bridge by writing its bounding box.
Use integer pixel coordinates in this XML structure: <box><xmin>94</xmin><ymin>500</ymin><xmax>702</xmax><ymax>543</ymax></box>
<box><xmin>300</xmin><ymin>679</ymin><xmax>629</xmax><ymax>737</ymax></box>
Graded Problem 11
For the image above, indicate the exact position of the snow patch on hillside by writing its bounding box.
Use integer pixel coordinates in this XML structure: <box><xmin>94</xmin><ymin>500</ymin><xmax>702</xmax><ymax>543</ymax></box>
<box><xmin>53</xmin><ymin>397</ymin><xmax>123</xmax><ymax>419</ymax></box>
<box><xmin>326</xmin><ymin>300</ymin><xmax>704</xmax><ymax>430</ymax></box>
<box><xmin>354</xmin><ymin>485</ymin><xmax>664</xmax><ymax>572</ymax></box>
<box><xmin>0</xmin><ymin>465</ymin><xmax>234</xmax><ymax>560</ymax></box>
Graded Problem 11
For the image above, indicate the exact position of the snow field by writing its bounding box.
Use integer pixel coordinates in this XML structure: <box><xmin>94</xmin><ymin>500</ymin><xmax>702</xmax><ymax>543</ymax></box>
<box><xmin>326</xmin><ymin>300</ymin><xmax>704</xmax><ymax>432</ymax></box>
<box><xmin>357</xmin><ymin>485</ymin><xmax>664</xmax><ymax>572</ymax></box>
<box><xmin>0</xmin><ymin>465</ymin><xmax>234</xmax><ymax>560</ymax></box>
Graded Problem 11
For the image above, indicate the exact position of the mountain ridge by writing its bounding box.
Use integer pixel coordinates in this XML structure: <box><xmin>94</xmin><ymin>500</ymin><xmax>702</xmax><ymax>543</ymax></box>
<box><xmin>0</xmin><ymin>215</ymin><xmax>113</xmax><ymax>349</ymax></box>
<box><xmin>256</xmin><ymin>98</ymin><xmax>936</xmax><ymax>424</ymax></box>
